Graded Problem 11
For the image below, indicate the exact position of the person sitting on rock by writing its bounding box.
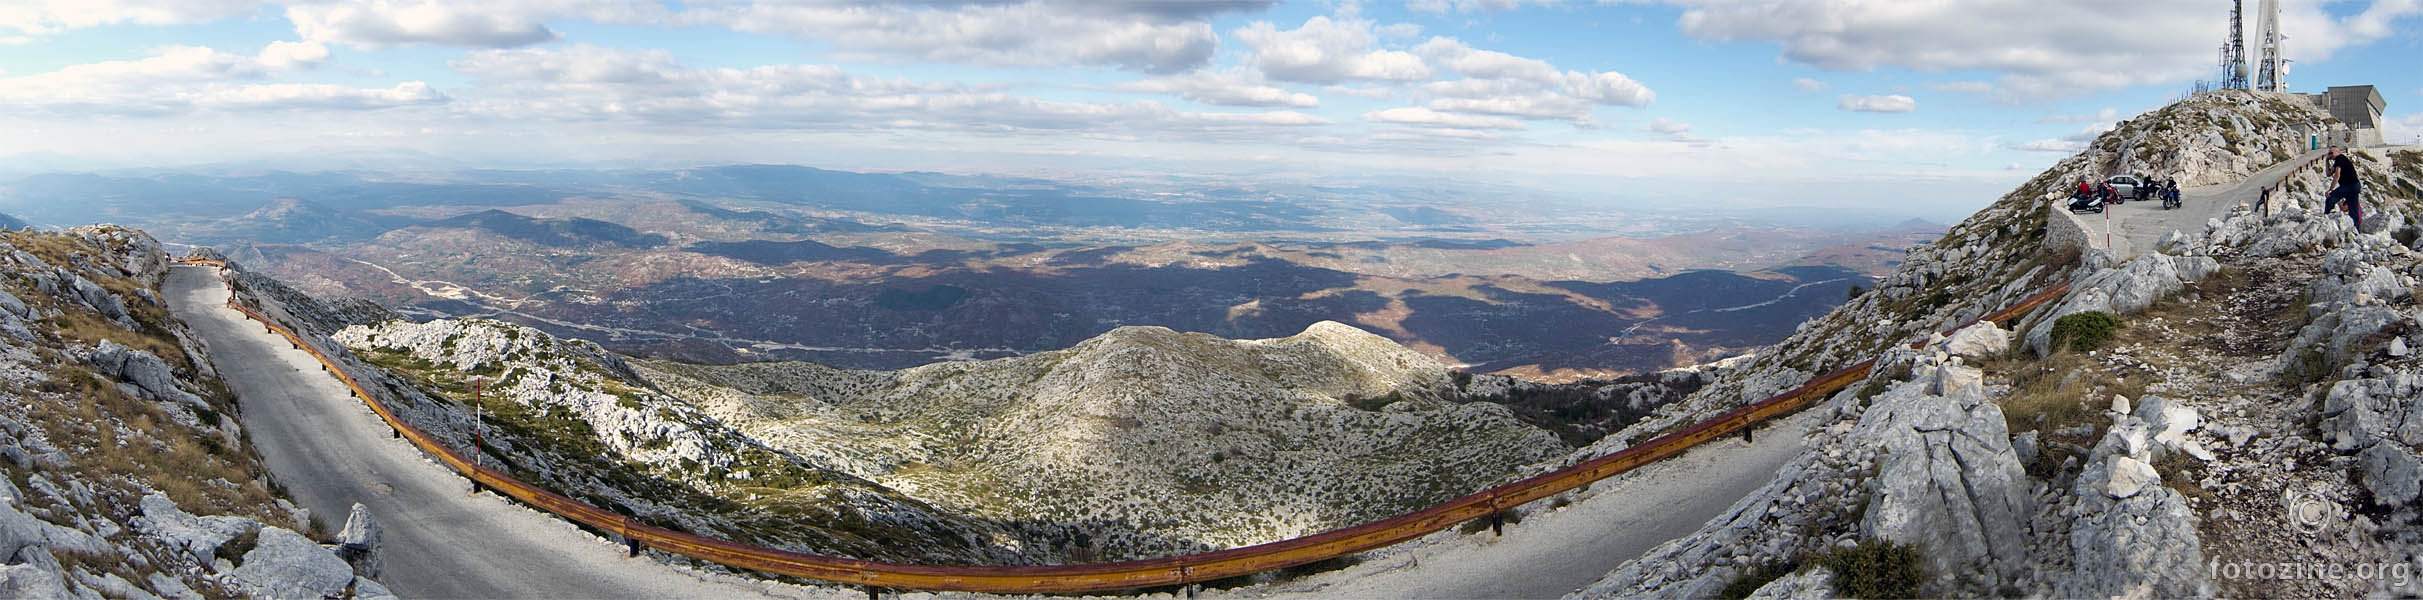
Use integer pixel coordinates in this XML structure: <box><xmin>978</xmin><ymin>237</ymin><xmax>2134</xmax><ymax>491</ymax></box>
<box><xmin>2324</xmin><ymin>145</ymin><xmax>2363</xmax><ymax>230</ymax></box>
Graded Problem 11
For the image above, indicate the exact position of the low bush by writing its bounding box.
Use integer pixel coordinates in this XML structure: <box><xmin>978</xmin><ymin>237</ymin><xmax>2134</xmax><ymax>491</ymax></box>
<box><xmin>1824</xmin><ymin>540</ymin><xmax>1923</xmax><ymax>599</ymax></box>
<box><xmin>2047</xmin><ymin>311</ymin><xmax>2122</xmax><ymax>352</ymax></box>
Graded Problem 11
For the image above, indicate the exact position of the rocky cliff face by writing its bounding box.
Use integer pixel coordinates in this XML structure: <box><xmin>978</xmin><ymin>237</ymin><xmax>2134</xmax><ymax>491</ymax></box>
<box><xmin>0</xmin><ymin>226</ymin><xmax>391</xmax><ymax>599</ymax></box>
<box><xmin>1571</xmin><ymin>94</ymin><xmax>2423</xmax><ymax>598</ymax></box>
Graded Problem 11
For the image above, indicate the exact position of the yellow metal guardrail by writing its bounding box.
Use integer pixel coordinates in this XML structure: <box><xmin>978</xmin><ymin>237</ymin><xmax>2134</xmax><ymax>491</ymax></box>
<box><xmin>181</xmin><ymin>254</ymin><xmax>2068</xmax><ymax>594</ymax></box>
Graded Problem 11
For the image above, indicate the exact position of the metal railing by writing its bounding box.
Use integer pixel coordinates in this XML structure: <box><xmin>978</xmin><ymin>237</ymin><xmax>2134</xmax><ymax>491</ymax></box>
<box><xmin>174</xmin><ymin>255</ymin><xmax>2068</xmax><ymax>594</ymax></box>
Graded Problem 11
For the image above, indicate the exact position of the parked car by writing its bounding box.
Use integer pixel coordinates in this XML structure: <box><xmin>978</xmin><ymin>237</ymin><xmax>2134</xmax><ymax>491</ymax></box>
<box><xmin>2104</xmin><ymin>175</ymin><xmax>2143</xmax><ymax>199</ymax></box>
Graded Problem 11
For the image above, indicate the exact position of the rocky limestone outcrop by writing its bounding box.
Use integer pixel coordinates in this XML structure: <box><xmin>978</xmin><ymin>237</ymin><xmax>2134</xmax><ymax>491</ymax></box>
<box><xmin>230</xmin><ymin>527</ymin><xmax>360</xmax><ymax>600</ymax></box>
<box><xmin>2047</xmin><ymin>398</ymin><xmax>2212</xmax><ymax>598</ymax></box>
<box><xmin>2023</xmin><ymin>250</ymin><xmax>2219</xmax><ymax>356</ymax></box>
<box><xmin>1856</xmin><ymin>354</ymin><xmax>2032</xmax><ymax>590</ymax></box>
<box><xmin>642</xmin><ymin>320</ymin><xmax>1570</xmax><ymax>560</ymax></box>
<box><xmin>0</xmin><ymin>228</ymin><xmax>389</xmax><ymax>599</ymax></box>
<box><xmin>1572</xmin><ymin>351</ymin><xmax>2028</xmax><ymax>598</ymax></box>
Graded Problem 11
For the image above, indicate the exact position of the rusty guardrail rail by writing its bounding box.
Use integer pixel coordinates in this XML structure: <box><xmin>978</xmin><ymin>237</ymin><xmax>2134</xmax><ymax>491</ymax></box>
<box><xmin>176</xmin><ymin>254</ymin><xmax>2068</xmax><ymax>593</ymax></box>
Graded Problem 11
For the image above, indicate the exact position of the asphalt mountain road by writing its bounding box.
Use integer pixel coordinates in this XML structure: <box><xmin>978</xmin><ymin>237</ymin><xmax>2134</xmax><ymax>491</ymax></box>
<box><xmin>169</xmin><ymin>259</ymin><xmax>1818</xmax><ymax>600</ymax></box>
<box><xmin>166</xmin><ymin>266</ymin><xmax>810</xmax><ymax>600</ymax></box>
<box><xmin>2089</xmin><ymin>149</ymin><xmax>2329</xmax><ymax>258</ymax></box>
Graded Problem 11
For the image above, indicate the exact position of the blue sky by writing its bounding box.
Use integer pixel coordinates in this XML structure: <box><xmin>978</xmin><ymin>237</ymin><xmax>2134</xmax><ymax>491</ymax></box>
<box><xmin>2</xmin><ymin>1</ymin><xmax>2418</xmax><ymax>220</ymax></box>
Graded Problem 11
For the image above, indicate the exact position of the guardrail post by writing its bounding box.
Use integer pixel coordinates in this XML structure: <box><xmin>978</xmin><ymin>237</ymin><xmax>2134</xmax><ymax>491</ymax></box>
<box><xmin>1490</xmin><ymin>511</ymin><xmax>1505</xmax><ymax>536</ymax></box>
<box><xmin>626</xmin><ymin>536</ymin><xmax>643</xmax><ymax>558</ymax></box>
<box><xmin>865</xmin><ymin>585</ymin><xmax>881</xmax><ymax>600</ymax></box>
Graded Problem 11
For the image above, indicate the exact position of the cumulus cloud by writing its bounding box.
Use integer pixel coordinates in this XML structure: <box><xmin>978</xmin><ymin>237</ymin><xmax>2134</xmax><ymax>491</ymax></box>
<box><xmin>1362</xmin><ymin>106</ymin><xmax>1525</xmax><ymax>130</ymax></box>
<box><xmin>1924</xmin><ymin>81</ymin><xmax>1992</xmax><ymax>94</ymax></box>
<box><xmin>447</xmin><ymin>44</ymin><xmax>1328</xmax><ymax>137</ymax></box>
<box><xmin>1791</xmin><ymin>77</ymin><xmax>1826</xmax><ymax>92</ymax></box>
<box><xmin>258</xmin><ymin>40</ymin><xmax>332</xmax><ymax>69</ymax></box>
<box><xmin>1837</xmin><ymin>94</ymin><xmax>1914</xmax><ymax>113</ymax></box>
<box><xmin>1407</xmin><ymin>36</ymin><xmax>1651</xmax><ymax>122</ymax></box>
<box><xmin>2006</xmin><ymin>121</ymin><xmax>2115</xmax><ymax>153</ymax></box>
<box><xmin>2036</xmin><ymin>107</ymin><xmax>2119</xmax><ymax>124</ymax></box>
<box><xmin>1649</xmin><ymin>0</ymin><xmax>2423</xmax><ymax>102</ymax></box>
<box><xmin>1234</xmin><ymin>16</ymin><xmax>1431</xmax><ymax>84</ymax></box>
<box><xmin>282</xmin><ymin>0</ymin><xmax>659</xmax><ymax>49</ymax></box>
<box><xmin>689</xmin><ymin>1</ymin><xmax>1260</xmax><ymax>74</ymax></box>
<box><xmin>1110</xmin><ymin>69</ymin><xmax>1318</xmax><ymax>108</ymax></box>
<box><xmin>0</xmin><ymin>0</ymin><xmax>256</xmax><ymax>36</ymax></box>
<box><xmin>0</xmin><ymin>43</ymin><xmax>441</xmax><ymax>115</ymax></box>
<box><xmin>1408</xmin><ymin>0</ymin><xmax>1562</xmax><ymax>13</ymax></box>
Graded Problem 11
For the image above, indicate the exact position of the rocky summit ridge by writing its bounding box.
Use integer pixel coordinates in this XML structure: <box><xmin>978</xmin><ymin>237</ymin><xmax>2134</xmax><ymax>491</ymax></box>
<box><xmin>1567</xmin><ymin>90</ymin><xmax>2423</xmax><ymax>599</ymax></box>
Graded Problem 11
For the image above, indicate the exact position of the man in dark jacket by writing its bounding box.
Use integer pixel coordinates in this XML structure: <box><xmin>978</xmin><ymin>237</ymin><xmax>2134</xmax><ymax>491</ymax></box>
<box><xmin>2324</xmin><ymin>145</ymin><xmax>2363</xmax><ymax>230</ymax></box>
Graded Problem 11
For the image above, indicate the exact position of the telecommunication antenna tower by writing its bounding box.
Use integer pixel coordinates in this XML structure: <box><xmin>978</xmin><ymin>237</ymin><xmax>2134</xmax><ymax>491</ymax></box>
<box><xmin>2219</xmin><ymin>0</ymin><xmax>2250</xmax><ymax>90</ymax></box>
<box><xmin>2254</xmin><ymin>0</ymin><xmax>2286</xmax><ymax>91</ymax></box>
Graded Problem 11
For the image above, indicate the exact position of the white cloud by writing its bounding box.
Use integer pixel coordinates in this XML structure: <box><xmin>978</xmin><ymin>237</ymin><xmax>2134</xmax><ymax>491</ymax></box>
<box><xmin>691</xmin><ymin>1</ymin><xmax>1254</xmax><ymax>74</ymax></box>
<box><xmin>1790</xmin><ymin>77</ymin><xmax>1826</xmax><ymax>92</ymax></box>
<box><xmin>1645</xmin><ymin>117</ymin><xmax>1690</xmax><ymax>134</ymax></box>
<box><xmin>1837</xmin><ymin>94</ymin><xmax>1914</xmax><ymax>113</ymax></box>
<box><xmin>1407</xmin><ymin>0</ymin><xmax>1563</xmax><ymax>13</ymax></box>
<box><xmin>2035</xmin><ymin>107</ymin><xmax>2118</xmax><ymax>124</ymax></box>
<box><xmin>196</xmin><ymin>81</ymin><xmax>446</xmax><ymax>110</ymax></box>
<box><xmin>1363</xmin><ymin>106</ymin><xmax>1525</xmax><ymax>129</ymax></box>
<box><xmin>258</xmin><ymin>40</ymin><xmax>332</xmax><ymax>70</ymax></box>
<box><xmin>0</xmin><ymin>44</ymin><xmax>441</xmax><ymax>115</ymax></box>
<box><xmin>283</xmin><ymin>0</ymin><xmax>662</xmax><ymax>49</ymax></box>
<box><xmin>1650</xmin><ymin>0</ymin><xmax>2423</xmax><ymax>102</ymax></box>
<box><xmin>2380</xmin><ymin>113</ymin><xmax>2423</xmax><ymax>147</ymax></box>
<box><xmin>2006</xmin><ymin>121</ymin><xmax>2115</xmax><ymax>153</ymax></box>
<box><xmin>0</xmin><ymin>0</ymin><xmax>256</xmax><ymax>36</ymax></box>
<box><xmin>1235</xmin><ymin>16</ymin><xmax>1432</xmax><ymax>84</ymax></box>
<box><xmin>1924</xmin><ymin>81</ymin><xmax>1992</xmax><ymax>94</ymax></box>
<box><xmin>446</xmin><ymin>44</ymin><xmax>1328</xmax><ymax>139</ymax></box>
<box><xmin>1407</xmin><ymin>36</ymin><xmax>1652</xmax><ymax>122</ymax></box>
<box><xmin>1110</xmin><ymin>69</ymin><xmax>1318</xmax><ymax>108</ymax></box>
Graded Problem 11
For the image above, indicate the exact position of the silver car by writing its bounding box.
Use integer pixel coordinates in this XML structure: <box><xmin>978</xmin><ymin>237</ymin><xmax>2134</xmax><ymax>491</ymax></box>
<box><xmin>2104</xmin><ymin>175</ymin><xmax>2143</xmax><ymax>198</ymax></box>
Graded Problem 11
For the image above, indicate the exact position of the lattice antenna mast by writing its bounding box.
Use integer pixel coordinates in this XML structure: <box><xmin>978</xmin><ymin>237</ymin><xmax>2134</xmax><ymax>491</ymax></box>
<box><xmin>2255</xmin><ymin>0</ymin><xmax>2285</xmax><ymax>91</ymax></box>
<box><xmin>2220</xmin><ymin>0</ymin><xmax>2250</xmax><ymax>90</ymax></box>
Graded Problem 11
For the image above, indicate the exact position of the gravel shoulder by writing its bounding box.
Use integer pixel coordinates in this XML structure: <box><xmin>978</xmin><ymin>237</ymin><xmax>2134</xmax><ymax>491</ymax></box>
<box><xmin>166</xmin><ymin>265</ymin><xmax>822</xmax><ymax>600</ymax></box>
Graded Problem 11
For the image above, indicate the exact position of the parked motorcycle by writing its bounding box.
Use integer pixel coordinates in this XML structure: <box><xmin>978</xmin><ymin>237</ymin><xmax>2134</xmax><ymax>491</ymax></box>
<box><xmin>2068</xmin><ymin>191</ymin><xmax>2105</xmax><ymax>213</ymax></box>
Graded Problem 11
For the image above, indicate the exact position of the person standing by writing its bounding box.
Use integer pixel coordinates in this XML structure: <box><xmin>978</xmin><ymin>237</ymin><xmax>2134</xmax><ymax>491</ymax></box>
<box><xmin>2324</xmin><ymin>145</ymin><xmax>2363</xmax><ymax>230</ymax></box>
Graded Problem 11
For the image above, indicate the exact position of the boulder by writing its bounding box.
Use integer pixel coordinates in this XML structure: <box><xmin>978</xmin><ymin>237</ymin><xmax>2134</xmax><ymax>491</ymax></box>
<box><xmin>89</xmin><ymin>341</ymin><xmax>207</xmax><ymax>410</ymax></box>
<box><xmin>1856</xmin><ymin>377</ymin><xmax>2032</xmax><ymax>587</ymax></box>
<box><xmin>1936</xmin><ymin>322</ymin><xmax>2011</xmax><ymax>362</ymax></box>
<box><xmin>2105</xmin><ymin>456</ymin><xmax>2160</xmax><ymax>499</ymax></box>
<box><xmin>1744</xmin><ymin>567</ymin><xmax>1835</xmax><ymax>600</ymax></box>
<box><xmin>336</xmin><ymin>504</ymin><xmax>380</xmax><ymax>579</ymax></box>
<box><xmin>2357</xmin><ymin>444</ymin><xmax>2423</xmax><ymax>507</ymax></box>
<box><xmin>229</xmin><ymin>528</ymin><xmax>355</xmax><ymax>600</ymax></box>
<box><xmin>0</xmin><ymin>562</ymin><xmax>73</xmax><ymax>600</ymax></box>
<box><xmin>134</xmin><ymin>493</ymin><xmax>260</xmax><ymax>565</ymax></box>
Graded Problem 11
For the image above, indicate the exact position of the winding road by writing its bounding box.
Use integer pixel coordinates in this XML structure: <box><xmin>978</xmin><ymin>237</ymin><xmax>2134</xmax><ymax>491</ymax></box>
<box><xmin>165</xmin><ymin>266</ymin><xmax>815</xmax><ymax>600</ymax></box>
<box><xmin>170</xmin><ymin>260</ymin><xmax>1814</xmax><ymax>599</ymax></box>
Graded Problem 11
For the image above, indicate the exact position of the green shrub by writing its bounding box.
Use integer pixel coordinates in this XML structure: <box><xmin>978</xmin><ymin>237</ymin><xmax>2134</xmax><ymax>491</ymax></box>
<box><xmin>1719</xmin><ymin>561</ymin><xmax>1801</xmax><ymax>600</ymax></box>
<box><xmin>1825</xmin><ymin>540</ymin><xmax>1923</xmax><ymax>599</ymax></box>
<box><xmin>2047</xmin><ymin>311</ymin><xmax>2122</xmax><ymax>352</ymax></box>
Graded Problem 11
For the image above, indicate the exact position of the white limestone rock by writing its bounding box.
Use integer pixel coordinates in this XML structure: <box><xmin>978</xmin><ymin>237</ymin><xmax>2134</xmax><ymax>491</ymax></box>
<box><xmin>133</xmin><ymin>494</ymin><xmax>259</xmax><ymax>566</ymax></box>
<box><xmin>1935</xmin><ymin>321</ymin><xmax>2011</xmax><ymax>362</ymax></box>
<box><xmin>1857</xmin><ymin>374</ymin><xmax>2032</xmax><ymax>588</ymax></box>
<box><xmin>229</xmin><ymin>527</ymin><xmax>355</xmax><ymax>600</ymax></box>
<box><xmin>2358</xmin><ymin>444</ymin><xmax>2423</xmax><ymax>507</ymax></box>
<box><xmin>2104</xmin><ymin>457</ymin><xmax>2160</xmax><ymax>499</ymax></box>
